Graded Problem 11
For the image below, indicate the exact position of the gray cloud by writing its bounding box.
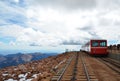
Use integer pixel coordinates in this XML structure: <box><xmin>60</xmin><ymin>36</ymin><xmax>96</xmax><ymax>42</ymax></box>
<box><xmin>88</xmin><ymin>32</ymin><xmax>101</xmax><ymax>39</ymax></box>
<box><xmin>77</xmin><ymin>26</ymin><xmax>93</xmax><ymax>31</ymax></box>
<box><xmin>28</xmin><ymin>0</ymin><xmax>96</xmax><ymax>10</ymax></box>
<box><xmin>29</xmin><ymin>43</ymin><xmax>41</xmax><ymax>46</ymax></box>
<box><xmin>62</xmin><ymin>40</ymin><xmax>82</xmax><ymax>45</ymax></box>
<box><xmin>98</xmin><ymin>17</ymin><xmax>113</xmax><ymax>26</ymax></box>
<box><xmin>77</xmin><ymin>26</ymin><xmax>101</xmax><ymax>40</ymax></box>
<box><xmin>114</xmin><ymin>21</ymin><xmax>120</xmax><ymax>26</ymax></box>
<box><xmin>97</xmin><ymin>0</ymin><xmax>120</xmax><ymax>10</ymax></box>
<box><xmin>28</xmin><ymin>0</ymin><xmax>120</xmax><ymax>11</ymax></box>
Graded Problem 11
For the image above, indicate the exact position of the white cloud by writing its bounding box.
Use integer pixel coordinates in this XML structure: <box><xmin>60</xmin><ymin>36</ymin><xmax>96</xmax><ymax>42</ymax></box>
<box><xmin>9</xmin><ymin>41</ymin><xmax>16</xmax><ymax>46</ymax></box>
<box><xmin>0</xmin><ymin>0</ymin><xmax>120</xmax><ymax>53</ymax></box>
<box><xmin>0</xmin><ymin>25</ymin><xmax>24</xmax><ymax>38</ymax></box>
<box><xmin>0</xmin><ymin>41</ymin><xmax>5</xmax><ymax>45</ymax></box>
<box><xmin>15</xmin><ymin>27</ymin><xmax>62</xmax><ymax>46</ymax></box>
<box><xmin>14</xmin><ymin>0</ymin><xmax>19</xmax><ymax>3</ymax></box>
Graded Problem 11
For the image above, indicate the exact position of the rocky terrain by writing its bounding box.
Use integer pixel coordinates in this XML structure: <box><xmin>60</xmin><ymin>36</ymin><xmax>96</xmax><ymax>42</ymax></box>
<box><xmin>108</xmin><ymin>44</ymin><xmax>120</xmax><ymax>54</ymax></box>
<box><xmin>0</xmin><ymin>52</ymin><xmax>56</xmax><ymax>69</ymax></box>
<box><xmin>0</xmin><ymin>52</ymin><xmax>72</xmax><ymax>81</ymax></box>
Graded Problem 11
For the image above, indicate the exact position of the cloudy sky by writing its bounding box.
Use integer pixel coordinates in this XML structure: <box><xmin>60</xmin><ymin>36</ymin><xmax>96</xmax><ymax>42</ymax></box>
<box><xmin>0</xmin><ymin>0</ymin><xmax>120</xmax><ymax>54</ymax></box>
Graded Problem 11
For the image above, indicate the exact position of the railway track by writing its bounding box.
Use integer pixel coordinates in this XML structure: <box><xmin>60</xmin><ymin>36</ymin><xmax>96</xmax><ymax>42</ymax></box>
<box><xmin>51</xmin><ymin>52</ymin><xmax>98</xmax><ymax>81</ymax></box>
<box><xmin>98</xmin><ymin>57</ymin><xmax>120</xmax><ymax>74</ymax></box>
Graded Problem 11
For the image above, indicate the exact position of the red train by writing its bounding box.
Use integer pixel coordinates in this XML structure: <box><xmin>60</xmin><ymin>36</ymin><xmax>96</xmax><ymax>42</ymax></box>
<box><xmin>81</xmin><ymin>39</ymin><xmax>108</xmax><ymax>56</ymax></box>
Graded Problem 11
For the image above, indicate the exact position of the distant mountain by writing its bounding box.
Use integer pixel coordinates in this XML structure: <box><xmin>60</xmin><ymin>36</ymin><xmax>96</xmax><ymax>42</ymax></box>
<box><xmin>0</xmin><ymin>54</ymin><xmax>3</xmax><ymax>56</ymax></box>
<box><xmin>0</xmin><ymin>52</ymin><xmax>56</xmax><ymax>69</ymax></box>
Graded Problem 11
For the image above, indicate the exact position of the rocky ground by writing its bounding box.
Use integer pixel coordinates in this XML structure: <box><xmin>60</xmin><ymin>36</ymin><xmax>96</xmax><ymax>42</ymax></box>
<box><xmin>0</xmin><ymin>52</ymin><xmax>73</xmax><ymax>81</ymax></box>
<box><xmin>108</xmin><ymin>49</ymin><xmax>120</xmax><ymax>54</ymax></box>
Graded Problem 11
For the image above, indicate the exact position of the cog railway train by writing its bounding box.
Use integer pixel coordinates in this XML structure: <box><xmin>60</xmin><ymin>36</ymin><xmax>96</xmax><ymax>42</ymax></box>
<box><xmin>81</xmin><ymin>39</ymin><xmax>108</xmax><ymax>56</ymax></box>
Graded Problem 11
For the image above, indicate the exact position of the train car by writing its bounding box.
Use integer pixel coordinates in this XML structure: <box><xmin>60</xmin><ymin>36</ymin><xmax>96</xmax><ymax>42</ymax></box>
<box><xmin>81</xmin><ymin>39</ymin><xmax>108</xmax><ymax>56</ymax></box>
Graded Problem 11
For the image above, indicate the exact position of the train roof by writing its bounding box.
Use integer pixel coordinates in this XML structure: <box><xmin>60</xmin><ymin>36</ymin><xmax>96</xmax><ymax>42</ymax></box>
<box><xmin>90</xmin><ymin>39</ymin><xmax>107</xmax><ymax>41</ymax></box>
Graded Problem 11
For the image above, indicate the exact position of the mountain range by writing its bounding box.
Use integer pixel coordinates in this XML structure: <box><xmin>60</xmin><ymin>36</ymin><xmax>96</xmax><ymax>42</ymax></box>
<box><xmin>0</xmin><ymin>52</ymin><xmax>56</xmax><ymax>69</ymax></box>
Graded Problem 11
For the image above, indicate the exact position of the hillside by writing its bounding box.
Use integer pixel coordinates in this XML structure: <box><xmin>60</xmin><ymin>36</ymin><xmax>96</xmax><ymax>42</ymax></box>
<box><xmin>0</xmin><ymin>52</ymin><xmax>73</xmax><ymax>81</ymax></box>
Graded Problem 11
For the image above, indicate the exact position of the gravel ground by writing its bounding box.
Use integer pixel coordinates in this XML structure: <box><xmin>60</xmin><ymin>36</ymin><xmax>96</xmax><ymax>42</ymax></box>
<box><xmin>85</xmin><ymin>54</ymin><xmax>120</xmax><ymax>81</ymax></box>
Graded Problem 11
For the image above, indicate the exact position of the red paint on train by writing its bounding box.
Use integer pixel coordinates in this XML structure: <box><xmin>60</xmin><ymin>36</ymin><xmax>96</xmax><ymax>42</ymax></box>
<box><xmin>81</xmin><ymin>39</ymin><xmax>108</xmax><ymax>55</ymax></box>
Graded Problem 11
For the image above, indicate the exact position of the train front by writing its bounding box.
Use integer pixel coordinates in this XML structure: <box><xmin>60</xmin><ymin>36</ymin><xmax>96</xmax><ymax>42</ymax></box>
<box><xmin>90</xmin><ymin>40</ymin><xmax>108</xmax><ymax>56</ymax></box>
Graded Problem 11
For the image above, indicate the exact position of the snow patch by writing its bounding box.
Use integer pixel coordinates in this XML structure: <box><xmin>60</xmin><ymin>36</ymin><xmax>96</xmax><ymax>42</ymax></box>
<box><xmin>32</xmin><ymin>74</ymin><xmax>38</xmax><ymax>78</ymax></box>
<box><xmin>26</xmin><ymin>79</ymin><xmax>32</xmax><ymax>81</ymax></box>
<box><xmin>4</xmin><ymin>78</ymin><xmax>17</xmax><ymax>81</ymax></box>
<box><xmin>18</xmin><ymin>73</ymin><xmax>28</xmax><ymax>81</ymax></box>
<box><xmin>18</xmin><ymin>73</ymin><xmax>28</xmax><ymax>78</ymax></box>
<box><xmin>2</xmin><ymin>73</ymin><xmax>9</xmax><ymax>76</ymax></box>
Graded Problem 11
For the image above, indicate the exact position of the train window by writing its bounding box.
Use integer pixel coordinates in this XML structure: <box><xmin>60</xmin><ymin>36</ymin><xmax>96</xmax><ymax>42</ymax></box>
<box><xmin>92</xmin><ymin>41</ymin><xmax>99</xmax><ymax>47</ymax></box>
<box><xmin>100</xmin><ymin>41</ymin><xmax>106</xmax><ymax>47</ymax></box>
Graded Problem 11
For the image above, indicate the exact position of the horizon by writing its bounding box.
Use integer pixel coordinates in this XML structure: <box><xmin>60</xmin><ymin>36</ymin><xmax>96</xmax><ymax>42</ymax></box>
<box><xmin>0</xmin><ymin>49</ymin><xmax>62</xmax><ymax>55</ymax></box>
<box><xmin>0</xmin><ymin>41</ymin><xmax>118</xmax><ymax>55</ymax></box>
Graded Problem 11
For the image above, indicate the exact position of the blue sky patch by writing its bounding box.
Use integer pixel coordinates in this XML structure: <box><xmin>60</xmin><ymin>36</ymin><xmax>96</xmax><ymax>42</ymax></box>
<box><xmin>6</xmin><ymin>14</ymin><xmax>27</xmax><ymax>27</ymax></box>
<box><xmin>0</xmin><ymin>36</ymin><xmax>16</xmax><ymax>44</ymax></box>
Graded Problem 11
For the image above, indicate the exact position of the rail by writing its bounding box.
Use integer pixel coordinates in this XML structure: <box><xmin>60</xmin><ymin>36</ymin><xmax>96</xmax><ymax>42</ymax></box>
<box><xmin>71</xmin><ymin>53</ymin><xmax>78</xmax><ymax>81</ymax></box>
<box><xmin>51</xmin><ymin>52</ymin><xmax>97</xmax><ymax>81</ymax></box>
<box><xmin>57</xmin><ymin>55</ymin><xmax>74</xmax><ymax>81</ymax></box>
<box><xmin>98</xmin><ymin>58</ymin><xmax>120</xmax><ymax>74</ymax></box>
<box><xmin>102</xmin><ymin>58</ymin><xmax>120</xmax><ymax>68</ymax></box>
<box><xmin>81</xmin><ymin>54</ymin><xmax>91</xmax><ymax>81</ymax></box>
